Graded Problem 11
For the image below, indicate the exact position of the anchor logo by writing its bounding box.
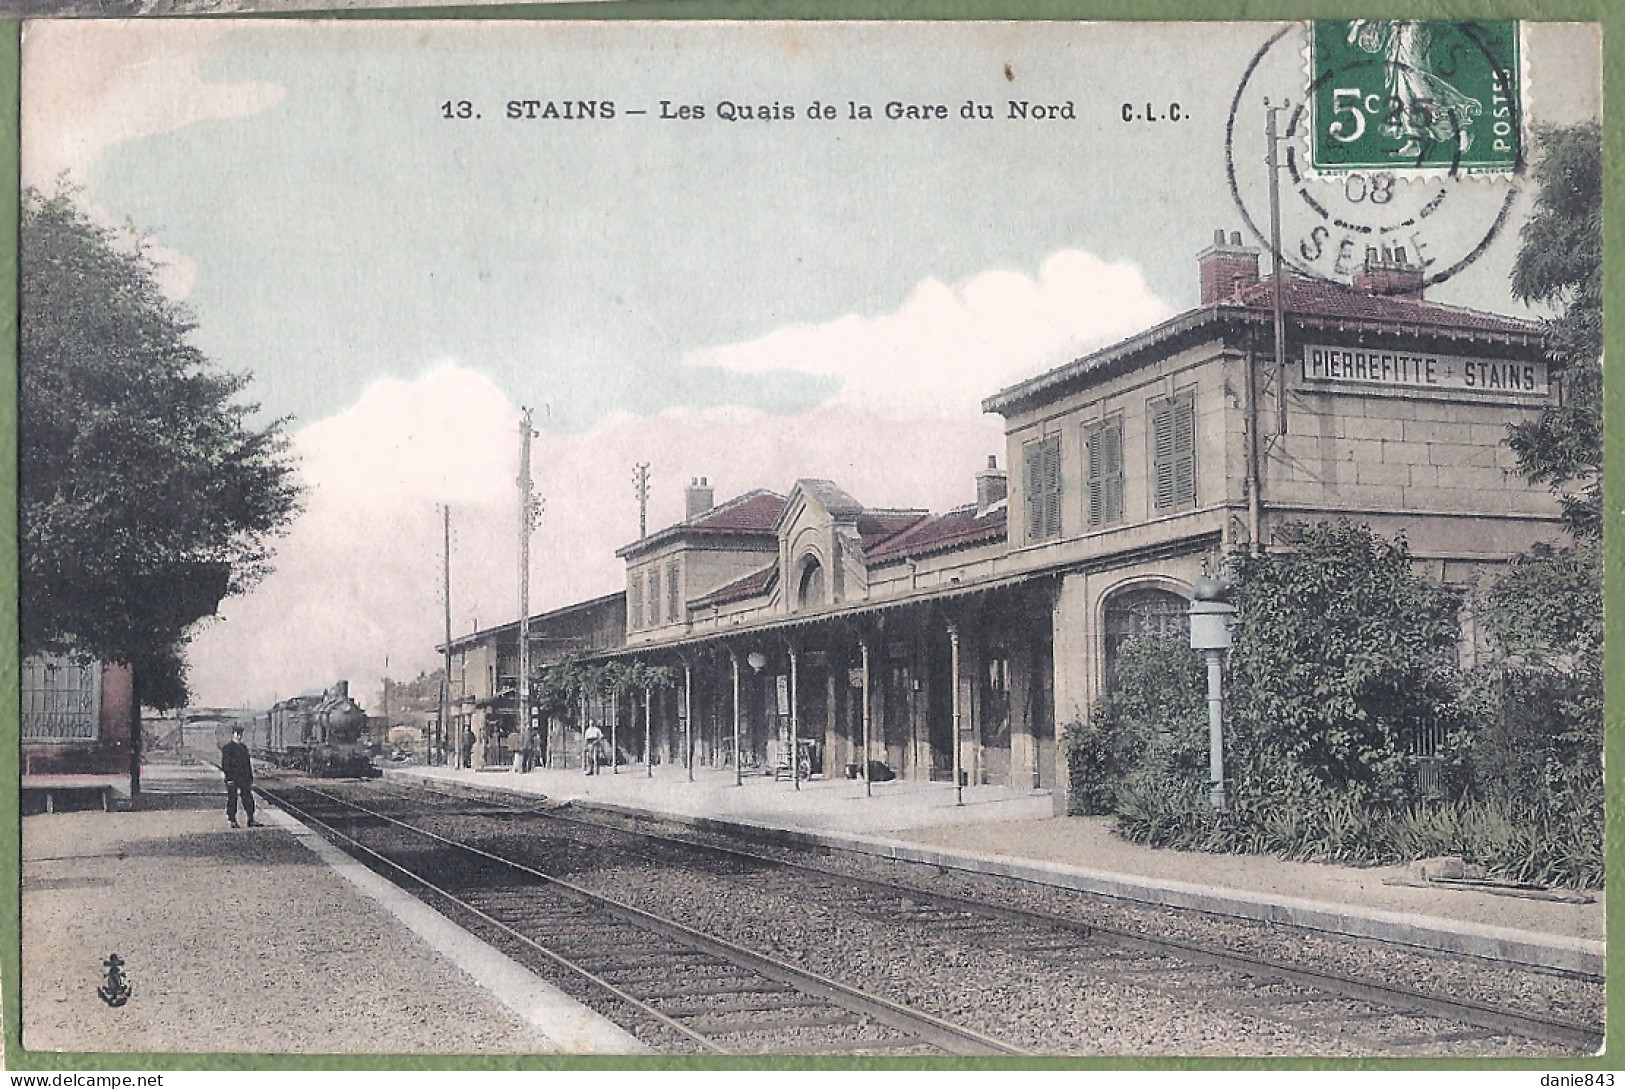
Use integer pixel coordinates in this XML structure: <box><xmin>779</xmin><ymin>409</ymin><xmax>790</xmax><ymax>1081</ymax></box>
<box><xmin>97</xmin><ymin>953</ymin><xmax>131</xmax><ymax>1008</ymax></box>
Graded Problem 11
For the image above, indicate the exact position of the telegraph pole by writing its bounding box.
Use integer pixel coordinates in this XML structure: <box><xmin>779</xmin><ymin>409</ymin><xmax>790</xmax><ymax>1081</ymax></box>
<box><xmin>1265</xmin><ymin>98</ymin><xmax>1291</xmax><ymax>436</ymax></box>
<box><xmin>632</xmin><ymin>462</ymin><xmax>651</xmax><ymax>539</ymax></box>
<box><xmin>440</xmin><ymin>505</ymin><xmax>452</xmax><ymax>766</ymax></box>
<box><xmin>517</xmin><ymin>409</ymin><xmax>540</xmax><ymax>771</ymax></box>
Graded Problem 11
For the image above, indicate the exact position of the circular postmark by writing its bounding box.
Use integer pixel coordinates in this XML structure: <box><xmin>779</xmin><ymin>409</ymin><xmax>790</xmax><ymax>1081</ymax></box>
<box><xmin>1225</xmin><ymin>21</ymin><xmax>1524</xmax><ymax>294</ymax></box>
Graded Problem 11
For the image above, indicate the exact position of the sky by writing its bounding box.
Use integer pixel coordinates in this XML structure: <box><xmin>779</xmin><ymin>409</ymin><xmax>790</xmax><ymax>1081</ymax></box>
<box><xmin>20</xmin><ymin>20</ymin><xmax>1601</xmax><ymax>713</ymax></box>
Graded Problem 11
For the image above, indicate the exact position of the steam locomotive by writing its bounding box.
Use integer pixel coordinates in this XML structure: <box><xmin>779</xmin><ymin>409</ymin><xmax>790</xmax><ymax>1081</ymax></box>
<box><xmin>235</xmin><ymin>680</ymin><xmax>380</xmax><ymax>777</ymax></box>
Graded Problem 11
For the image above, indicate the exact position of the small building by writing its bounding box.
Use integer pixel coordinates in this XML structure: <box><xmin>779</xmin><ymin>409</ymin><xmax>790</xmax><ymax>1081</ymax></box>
<box><xmin>21</xmin><ymin>654</ymin><xmax>138</xmax><ymax>810</ymax></box>
<box><xmin>443</xmin><ymin>590</ymin><xmax>626</xmax><ymax>767</ymax></box>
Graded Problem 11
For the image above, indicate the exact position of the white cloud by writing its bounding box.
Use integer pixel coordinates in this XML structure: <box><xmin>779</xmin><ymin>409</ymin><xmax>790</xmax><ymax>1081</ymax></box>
<box><xmin>22</xmin><ymin>22</ymin><xmax>284</xmax><ymax>189</ymax></box>
<box><xmin>22</xmin><ymin>21</ymin><xmax>284</xmax><ymax>299</ymax></box>
<box><xmin>687</xmin><ymin>249</ymin><xmax>1175</xmax><ymax>418</ymax></box>
<box><xmin>186</xmin><ymin>366</ymin><xmax>524</xmax><ymax>711</ymax></box>
<box><xmin>185</xmin><ymin>373</ymin><xmax>1004</xmax><ymax>712</ymax></box>
<box><xmin>184</xmin><ymin>250</ymin><xmax>1171</xmax><ymax>712</ymax></box>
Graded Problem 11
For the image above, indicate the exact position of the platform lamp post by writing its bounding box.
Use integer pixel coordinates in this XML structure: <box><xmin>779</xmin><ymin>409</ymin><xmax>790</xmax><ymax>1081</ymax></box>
<box><xmin>1189</xmin><ymin>576</ymin><xmax>1238</xmax><ymax>812</ymax></box>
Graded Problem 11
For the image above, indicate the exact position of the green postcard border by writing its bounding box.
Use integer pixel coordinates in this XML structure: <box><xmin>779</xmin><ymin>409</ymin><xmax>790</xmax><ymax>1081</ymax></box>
<box><xmin>0</xmin><ymin>0</ymin><xmax>1617</xmax><ymax>1075</ymax></box>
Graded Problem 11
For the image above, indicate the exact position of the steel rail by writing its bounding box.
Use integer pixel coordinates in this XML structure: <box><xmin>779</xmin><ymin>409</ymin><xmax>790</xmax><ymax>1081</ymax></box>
<box><xmin>263</xmin><ymin>781</ymin><xmax>1029</xmax><ymax>1056</ymax></box>
<box><xmin>260</xmin><ymin>782</ymin><xmax>726</xmax><ymax>1052</ymax></box>
<box><xmin>395</xmin><ymin>778</ymin><xmax>1604</xmax><ymax>1053</ymax></box>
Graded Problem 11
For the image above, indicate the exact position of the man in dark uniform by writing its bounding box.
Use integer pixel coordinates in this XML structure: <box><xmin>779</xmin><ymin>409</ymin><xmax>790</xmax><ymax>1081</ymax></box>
<box><xmin>221</xmin><ymin>726</ymin><xmax>260</xmax><ymax>828</ymax></box>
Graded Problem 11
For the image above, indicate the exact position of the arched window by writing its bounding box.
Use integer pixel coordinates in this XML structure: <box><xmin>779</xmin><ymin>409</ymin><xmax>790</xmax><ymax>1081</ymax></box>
<box><xmin>797</xmin><ymin>559</ymin><xmax>825</xmax><ymax>610</ymax></box>
<box><xmin>1102</xmin><ymin>586</ymin><xmax>1189</xmax><ymax>684</ymax></box>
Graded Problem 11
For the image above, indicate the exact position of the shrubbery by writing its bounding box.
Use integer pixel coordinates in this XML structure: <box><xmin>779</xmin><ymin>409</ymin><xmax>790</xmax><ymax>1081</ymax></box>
<box><xmin>1063</xmin><ymin>524</ymin><xmax>1604</xmax><ymax>889</ymax></box>
<box><xmin>1066</xmin><ymin>636</ymin><xmax>1206</xmax><ymax>816</ymax></box>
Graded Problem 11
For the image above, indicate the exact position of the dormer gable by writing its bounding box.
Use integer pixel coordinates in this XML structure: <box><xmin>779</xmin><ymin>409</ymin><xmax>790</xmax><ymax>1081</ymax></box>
<box><xmin>776</xmin><ymin>480</ymin><xmax>929</xmax><ymax>613</ymax></box>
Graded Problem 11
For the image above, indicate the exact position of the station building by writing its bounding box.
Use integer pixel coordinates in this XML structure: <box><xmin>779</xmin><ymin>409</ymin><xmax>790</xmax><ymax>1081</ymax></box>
<box><xmin>454</xmin><ymin>236</ymin><xmax>1559</xmax><ymax>803</ymax></box>
<box><xmin>443</xmin><ymin>590</ymin><xmax>625</xmax><ymax>767</ymax></box>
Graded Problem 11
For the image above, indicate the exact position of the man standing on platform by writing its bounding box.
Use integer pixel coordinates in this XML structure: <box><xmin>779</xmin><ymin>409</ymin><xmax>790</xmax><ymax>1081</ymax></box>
<box><xmin>221</xmin><ymin>725</ymin><xmax>260</xmax><ymax>828</ymax></box>
<box><xmin>584</xmin><ymin>722</ymin><xmax>604</xmax><ymax>775</ymax></box>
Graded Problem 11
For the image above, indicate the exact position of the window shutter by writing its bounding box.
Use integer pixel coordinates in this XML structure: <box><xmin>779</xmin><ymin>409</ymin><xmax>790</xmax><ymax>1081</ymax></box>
<box><xmin>667</xmin><ymin>560</ymin><xmax>680</xmax><ymax>619</ymax></box>
<box><xmin>630</xmin><ymin>575</ymin><xmax>644</xmax><ymax>629</ymax></box>
<box><xmin>1103</xmin><ymin>423</ymin><xmax>1124</xmax><ymax>523</ymax></box>
<box><xmin>649</xmin><ymin>567</ymin><xmax>661</xmax><ymax>626</ymax></box>
<box><xmin>1152</xmin><ymin>403</ymin><xmax>1176</xmax><ymax>509</ymax></box>
<box><xmin>1041</xmin><ymin>435</ymin><xmax>1062</xmax><ymax>540</ymax></box>
<box><xmin>1024</xmin><ymin>440</ymin><xmax>1045</xmax><ymax>542</ymax></box>
<box><xmin>1173</xmin><ymin>397</ymin><xmax>1196</xmax><ymax>507</ymax></box>
<box><xmin>1086</xmin><ymin>429</ymin><xmax>1104</xmax><ymax>527</ymax></box>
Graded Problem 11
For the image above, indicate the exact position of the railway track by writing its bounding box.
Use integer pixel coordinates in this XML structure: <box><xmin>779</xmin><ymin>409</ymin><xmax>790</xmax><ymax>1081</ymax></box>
<box><xmin>261</xmin><ymin>779</ymin><xmax>1027</xmax><ymax>1055</ymax></box>
<box><xmin>265</xmin><ymin>776</ymin><xmax>1604</xmax><ymax>1056</ymax></box>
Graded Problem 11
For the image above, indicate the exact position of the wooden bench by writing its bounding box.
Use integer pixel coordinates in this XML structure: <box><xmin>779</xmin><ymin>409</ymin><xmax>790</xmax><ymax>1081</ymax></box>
<box><xmin>21</xmin><ymin>776</ymin><xmax>122</xmax><ymax>813</ymax></box>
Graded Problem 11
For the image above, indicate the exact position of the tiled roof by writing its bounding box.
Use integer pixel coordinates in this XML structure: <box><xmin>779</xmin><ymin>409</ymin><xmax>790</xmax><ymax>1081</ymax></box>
<box><xmin>857</xmin><ymin>510</ymin><xmax>931</xmax><ymax>552</ymax></box>
<box><xmin>985</xmin><ymin>275</ymin><xmax>1546</xmax><ymax>416</ymax></box>
<box><xmin>617</xmin><ymin>490</ymin><xmax>786</xmax><ymax>557</ymax></box>
<box><xmin>690</xmin><ymin>490</ymin><xmax>788</xmax><ymax>532</ymax></box>
<box><xmin>1220</xmin><ymin>275</ymin><xmax>1542</xmax><ymax>337</ymax></box>
<box><xmin>867</xmin><ymin>504</ymin><xmax>1008</xmax><ymax>564</ymax></box>
<box><xmin>690</xmin><ymin>563</ymin><xmax>778</xmax><ymax>608</ymax></box>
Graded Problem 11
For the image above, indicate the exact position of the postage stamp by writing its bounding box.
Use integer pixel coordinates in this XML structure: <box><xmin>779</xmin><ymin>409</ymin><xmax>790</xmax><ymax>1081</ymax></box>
<box><xmin>1308</xmin><ymin>20</ymin><xmax>1523</xmax><ymax>175</ymax></box>
<box><xmin>13</xmin><ymin>15</ymin><xmax>1606</xmax><ymax>1071</ymax></box>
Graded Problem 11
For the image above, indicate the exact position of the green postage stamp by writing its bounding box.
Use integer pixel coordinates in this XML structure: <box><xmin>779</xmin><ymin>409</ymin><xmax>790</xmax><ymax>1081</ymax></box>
<box><xmin>1309</xmin><ymin>20</ymin><xmax>1522</xmax><ymax>173</ymax></box>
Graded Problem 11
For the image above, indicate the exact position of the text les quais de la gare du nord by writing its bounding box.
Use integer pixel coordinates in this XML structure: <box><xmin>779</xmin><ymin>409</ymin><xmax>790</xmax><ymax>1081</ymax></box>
<box><xmin>437</xmin><ymin>98</ymin><xmax>1191</xmax><ymax>123</ymax></box>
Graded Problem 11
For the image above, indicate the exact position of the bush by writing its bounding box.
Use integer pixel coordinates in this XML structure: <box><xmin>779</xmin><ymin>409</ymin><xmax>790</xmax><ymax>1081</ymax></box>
<box><xmin>1064</xmin><ymin>635</ymin><xmax>1205</xmax><ymax>815</ymax></box>
<box><xmin>1226</xmin><ymin>521</ymin><xmax>1465</xmax><ymax>808</ymax></box>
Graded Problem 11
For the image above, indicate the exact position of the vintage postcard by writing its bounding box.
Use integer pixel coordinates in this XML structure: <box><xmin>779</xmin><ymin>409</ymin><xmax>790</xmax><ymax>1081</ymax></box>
<box><xmin>14</xmin><ymin>17</ymin><xmax>1607</xmax><ymax>1069</ymax></box>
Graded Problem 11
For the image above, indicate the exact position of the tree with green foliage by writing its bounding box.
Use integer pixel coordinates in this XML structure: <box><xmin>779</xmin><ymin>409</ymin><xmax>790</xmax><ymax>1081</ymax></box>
<box><xmin>1507</xmin><ymin>122</ymin><xmax>1602</xmax><ymax>540</ymax></box>
<box><xmin>20</xmin><ymin>190</ymin><xmax>302</xmax><ymax>709</ymax></box>
<box><xmin>1453</xmin><ymin>121</ymin><xmax>1604</xmax><ymax>858</ymax></box>
<box><xmin>1226</xmin><ymin>522</ymin><xmax>1463</xmax><ymax>806</ymax></box>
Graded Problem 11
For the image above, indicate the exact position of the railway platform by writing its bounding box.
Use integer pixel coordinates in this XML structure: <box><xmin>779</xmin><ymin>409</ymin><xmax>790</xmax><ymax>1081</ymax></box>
<box><xmin>19</xmin><ymin>759</ymin><xmax>644</xmax><ymax>1056</ymax></box>
<box><xmin>387</xmin><ymin>761</ymin><xmax>1605</xmax><ymax>977</ymax></box>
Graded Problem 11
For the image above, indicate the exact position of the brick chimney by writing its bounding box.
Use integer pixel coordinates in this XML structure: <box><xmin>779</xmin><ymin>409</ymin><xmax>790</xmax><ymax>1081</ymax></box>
<box><xmin>1198</xmin><ymin>229</ymin><xmax>1261</xmax><ymax>305</ymax></box>
<box><xmin>975</xmin><ymin>455</ymin><xmax>1007</xmax><ymax>514</ymax></box>
<box><xmin>1353</xmin><ymin>245</ymin><xmax>1425</xmax><ymax>300</ymax></box>
<box><xmin>684</xmin><ymin>477</ymin><xmax>714</xmax><ymax>520</ymax></box>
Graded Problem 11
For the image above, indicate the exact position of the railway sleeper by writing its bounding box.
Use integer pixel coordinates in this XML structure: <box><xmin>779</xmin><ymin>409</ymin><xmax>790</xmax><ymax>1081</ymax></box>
<box><xmin>654</xmin><ymin>996</ymin><xmax>833</xmax><ymax>1017</ymax></box>
<box><xmin>637</xmin><ymin>981</ymin><xmax>801</xmax><ymax>1000</ymax></box>
<box><xmin>560</xmin><ymin>952</ymin><xmax>723</xmax><ymax>975</ymax></box>
<box><xmin>594</xmin><ymin>970</ymin><xmax>769</xmax><ymax>992</ymax></box>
